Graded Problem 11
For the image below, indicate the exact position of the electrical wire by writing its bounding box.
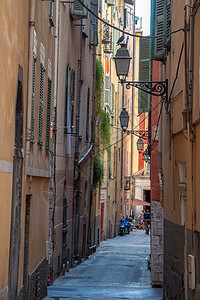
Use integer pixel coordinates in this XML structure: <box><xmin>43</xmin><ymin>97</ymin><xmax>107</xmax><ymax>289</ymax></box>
<box><xmin>77</xmin><ymin>0</ymin><xmax>184</xmax><ymax>39</ymax></box>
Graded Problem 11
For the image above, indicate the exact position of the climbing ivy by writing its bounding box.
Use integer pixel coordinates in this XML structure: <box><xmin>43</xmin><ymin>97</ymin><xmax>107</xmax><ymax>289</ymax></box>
<box><xmin>93</xmin><ymin>155</ymin><xmax>104</xmax><ymax>188</ymax></box>
<box><xmin>95</xmin><ymin>59</ymin><xmax>104</xmax><ymax>117</ymax></box>
<box><xmin>95</xmin><ymin>59</ymin><xmax>111</xmax><ymax>152</ymax></box>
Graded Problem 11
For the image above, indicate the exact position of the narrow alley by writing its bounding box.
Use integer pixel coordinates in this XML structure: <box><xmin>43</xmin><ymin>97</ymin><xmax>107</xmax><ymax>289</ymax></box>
<box><xmin>46</xmin><ymin>231</ymin><xmax>162</xmax><ymax>299</ymax></box>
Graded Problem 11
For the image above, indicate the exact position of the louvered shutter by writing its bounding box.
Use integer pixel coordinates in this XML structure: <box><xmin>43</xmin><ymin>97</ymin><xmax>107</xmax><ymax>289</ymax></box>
<box><xmin>138</xmin><ymin>38</ymin><xmax>151</xmax><ymax>114</ymax></box>
<box><xmin>104</xmin><ymin>76</ymin><xmax>110</xmax><ymax>106</ymax></box>
<box><xmin>31</xmin><ymin>57</ymin><xmax>37</xmax><ymax>141</ymax></box>
<box><xmin>46</xmin><ymin>78</ymin><xmax>52</xmax><ymax>149</ymax></box>
<box><xmin>165</xmin><ymin>0</ymin><xmax>171</xmax><ymax>50</ymax></box>
<box><xmin>86</xmin><ymin>88</ymin><xmax>90</xmax><ymax>141</ymax></box>
<box><xmin>150</xmin><ymin>0</ymin><xmax>156</xmax><ymax>60</ymax></box>
<box><xmin>38</xmin><ymin>64</ymin><xmax>45</xmax><ymax>144</ymax></box>
<box><xmin>71</xmin><ymin>0</ymin><xmax>88</xmax><ymax>20</ymax></box>
<box><xmin>70</xmin><ymin>70</ymin><xmax>75</xmax><ymax>129</ymax></box>
<box><xmin>154</xmin><ymin>0</ymin><xmax>165</xmax><ymax>60</ymax></box>
<box><xmin>112</xmin><ymin>83</ymin><xmax>115</xmax><ymax>112</ymax></box>
<box><xmin>90</xmin><ymin>0</ymin><xmax>98</xmax><ymax>45</ymax></box>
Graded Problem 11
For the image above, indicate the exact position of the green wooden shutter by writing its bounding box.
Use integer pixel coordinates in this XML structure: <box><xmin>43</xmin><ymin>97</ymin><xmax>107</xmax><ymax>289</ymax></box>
<box><xmin>165</xmin><ymin>0</ymin><xmax>171</xmax><ymax>50</ymax></box>
<box><xmin>86</xmin><ymin>88</ymin><xmax>90</xmax><ymax>141</ymax></box>
<box><xmin>38</xmin><ymin>64</ymin><xmax>45</xmax><ymax>144</ymax></box>
<box><xmin>71</xmin><ymin>0</ymin><xmax>88</xmax><ymax>19</ymax></box>
<box><xmin>150</xmin><ymin>0</ymin><xmax>156</xmax><ymax>60</ymax></box>
<box><xmin>70</xmin><ymin>70</ymin><xmax>75</xmax><ymax>129</ymax></box>
<box><xmin>154</xmin><ymin>0</ymin><xmax>165</xmax><ymax>60</ymax></box>
<box><xmin>46</xmin><ymin>78</ymin><xmax>52</xmax><ymax>149</ymax></box>
<box><xmin>31</xmin><ymin>56</ymin><xmax>37</xmax><ymax>141</ymax></box>
<box><xmin>90</xmin><ymin>0</ymin><xmax>98</xmax><ymax>45</ymax></box>
<box><xmin>139</xmin><ymin>38</ymin><xmax>151</xmax><ymax>114</ymax></box>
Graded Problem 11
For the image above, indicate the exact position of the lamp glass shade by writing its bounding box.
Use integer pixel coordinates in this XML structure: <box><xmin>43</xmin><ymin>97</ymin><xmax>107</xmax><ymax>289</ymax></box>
<box><xmin>113</xmin><ymin>44</ymin><xmax>132</xmax><ymax>78</ymax></box>
<box><xmin>137</xmin><ymin>138</ymin><xmax>144</xmax><ymax>151</ymax></box>
<box><xmin>119</xmin><ymin>107</ymin><xmax>129</xmax><ymax>129</ymax></box>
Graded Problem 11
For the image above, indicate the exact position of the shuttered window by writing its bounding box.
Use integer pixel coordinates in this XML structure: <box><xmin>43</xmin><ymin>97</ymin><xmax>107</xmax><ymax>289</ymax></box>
<box><xmin>64</xmin><ymin>66</ymin><xmax>70</xmax><ymax>134</ymax></box>
<box><xmin>38</xmin><ymin>64</ymin><xmax>45</xmax><ymax>144</ymax></box>
<box><xmin>139</xmin><ymin>38</ymin><xmax>151</xmax><ymax>114</ymax></box>
<box><xmin>86</xmin><ymin>88</ymin><xmax>90</xmax><ymax>141</ymax></box>
<box><xmin>70</xmin><ymin>70</ymin><xmax>75</xmax><ymax>129</ymax></box>
<box><xmin>112</xmin><ymin>83</ymin><xmax>115</xmax><ymax>112</ymax></box>
<box><xmin>165</xmin><ymin>0</ymin><xmax>171</xmax><ymax>51</ymax></box>
<box><xmin>154</xmin><ymin>0</ymin><xmax>165</xmax><ymax>60</ymax></box>
<box><xmin>46</xmin><ymin>78</ymin><xmax>52</xmax><ymax>149</ymax></box>
<box><xmin>31</xmin><ymin>56</ymin><xmax>37</xmax><ymax>141</ymax></box>
<box><xmin>89</xmin><ymin>0</ymin><xmax>98</xmax><ymax>45</ymax></box>
<box><xmin>104</xmin><ymin>76</ymin><xmax>110</xmax><ymax>106</ymax></box>
<box><xmin>153</xmin><ymin>0</ymin><xmax>171</xmax><ymax>60</ymax></box>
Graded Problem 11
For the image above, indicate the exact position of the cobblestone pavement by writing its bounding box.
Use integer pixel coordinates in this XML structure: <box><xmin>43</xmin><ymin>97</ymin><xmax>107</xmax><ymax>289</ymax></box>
<box><xmin>45</xmin><ymin>230</ymin><xmax>163</xmax><ymax>299</ymax></box>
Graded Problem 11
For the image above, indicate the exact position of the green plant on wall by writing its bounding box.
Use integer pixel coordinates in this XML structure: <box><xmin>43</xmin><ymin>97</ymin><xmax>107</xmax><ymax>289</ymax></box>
<box><xmin>93</xmin><ymin>155</ymin><xmax>104</xmax><ymax>188</ymax></box>
<box><xmin>95</xmin><ymin>59</ymin><xmax>104</xmax><ymax>116</ymax></box>
<box><xmin>95</xmin><ymin>59</ymin><xmax>111</xmax><ymax>152</ymax></box>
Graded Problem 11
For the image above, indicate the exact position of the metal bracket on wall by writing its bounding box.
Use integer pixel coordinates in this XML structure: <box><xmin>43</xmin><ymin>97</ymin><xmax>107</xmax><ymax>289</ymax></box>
<box><xmin>124</xmin><ymin>79</ymin><xmax>169</xmax><ymax>114</ymax></box>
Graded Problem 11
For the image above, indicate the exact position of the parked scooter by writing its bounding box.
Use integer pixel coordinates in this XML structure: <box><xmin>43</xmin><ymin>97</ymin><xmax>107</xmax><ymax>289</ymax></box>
<box><xmin>125</xmin><ymin>217</ymin><xmax>131</xmax><ymax>234</ymax></box>
<box><xmin>119</xmin><ymin>219</ymin><xmax>126</xmax><ymax>236</ymax></box>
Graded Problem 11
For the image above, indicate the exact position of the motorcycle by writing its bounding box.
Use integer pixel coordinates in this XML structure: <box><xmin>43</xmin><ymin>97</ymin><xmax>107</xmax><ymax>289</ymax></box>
<box><xmin>125</xmin><ymin>218</ymin><xmax>131</xmax><ymax>234</ymax></box>
<box><xmin>119</xmin><ymin>219</ymin><xmax>126</xmax><ymax>236</ymax></box>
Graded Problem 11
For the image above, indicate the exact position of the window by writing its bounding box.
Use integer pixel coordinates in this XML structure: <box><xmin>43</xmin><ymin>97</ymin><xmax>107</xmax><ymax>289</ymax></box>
<box><xmin>104</xmin><ymin>75</ymin><xmax>110</xmax><ymax>106</ymax></box>
<box><xmin>152</xmin><ymin>0</ymin><xmax>171</xmax><ymax>60</ymax></box>
<box><xmin>62</xmin><ymin>197</ymin><xmax>68</xmax><ymax>264</ymax></box>
<box><xmin>31</xmin><ymin>31</ymin><xmax>37</xmax><ymax>141</ymax></box>
<box><xmin>38</xmin><ymin>43</ymin><xmax>45</xmax><ymax>145</ymax></box>
<box><xmin>64</xmin><ymin>65</ymin><xmax>70</xmax><ymax>134</ymax></box>
<box><xmin>89</xmin><ymin>0</ymin><xmax>98</xmax><ymax>45</ymax></box>
<box><xmin>46</xmin><ymin>78</ymin><xmax>52</xmax><ymax>149</ymax></box>
<box><xmin>86</xmin><ymin>88</ymin><xmax>90</xmax><ymax>141</ymax></box>
<box><xmin>138</xmin><ymin>38</ymin><xmax>151</xmax><ymax>114</ymax></box>
<box><xmin>70</xmin><ymin>69</ymin><xmax>75</xmax><ymax>130</ymax></box>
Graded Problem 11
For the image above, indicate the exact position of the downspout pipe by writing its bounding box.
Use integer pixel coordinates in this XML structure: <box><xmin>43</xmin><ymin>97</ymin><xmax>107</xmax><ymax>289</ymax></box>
<box><xmin>25</xmin><ymin>0</ymin><xmax>36</xmax><ymax>172</ymax></box>
<box><xmin>51</xmin><ymin>0</ymin><xmax>60</xmax><ymax>274</ymax></box>
<box><xmin>73</xmin><ymin>22</ymin><xmax>83</xmax><ymax>261</ymax></box>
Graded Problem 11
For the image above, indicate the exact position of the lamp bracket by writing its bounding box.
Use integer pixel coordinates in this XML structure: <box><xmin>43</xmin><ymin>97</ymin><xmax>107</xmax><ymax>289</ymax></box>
<box><xmin>125</xmin><ymin>79</ymin><xmax>169</xmax><ymax>113</ymax></box>
<box><xmin>128</xmin><ymin>130</ymin><xmax>148</xmax><ymax>139</ymax></box>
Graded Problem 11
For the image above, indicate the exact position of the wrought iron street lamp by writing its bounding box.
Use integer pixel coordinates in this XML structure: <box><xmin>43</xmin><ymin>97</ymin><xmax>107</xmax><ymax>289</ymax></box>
<box><xmin>137</xmin><ymin>138</ymin><xmax>144</xmax><ymax>151</ymax></box>
<box><xmin>114</xmin><ymin>43</ymin><xmax>168</xmax><ymax>111</ymax></box>
<box><xmin>119</xmin><ymin>107</ymin><xmax>129</xmax><ymax>130</ymax></box>
<box><xmin>113</xmin><ymin>43</ymin><xmax>132</xmax><ymax>82</ymax></box>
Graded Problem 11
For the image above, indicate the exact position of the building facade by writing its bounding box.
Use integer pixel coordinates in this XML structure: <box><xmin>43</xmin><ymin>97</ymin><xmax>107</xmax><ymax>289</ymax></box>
<box><xmin>0</xmin><ymin>0</ymin><xmax>55</xmax><ymax>299</ymax></box>
<box><xmin>152</xmin><ymin>0</ymin><xmax>200</xmax><ymax>298</ymax></box>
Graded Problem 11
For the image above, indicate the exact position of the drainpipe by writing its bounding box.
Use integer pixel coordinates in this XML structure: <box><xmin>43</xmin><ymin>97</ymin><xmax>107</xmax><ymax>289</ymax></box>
<box><xmin>131</xmin><ymin>0</ymin><xmax>135</xmax><ymax>185</ymax></box>
<box><xmin>22</xmin><ymin>1</ymin><xmax>35</xmax><ymax>297</ymax></box>
<box><xmin>88</xmin><ymin>39</ymin><xmax>96</xmax><ymax>254</ymax></box>
<box><xmin>73</xmin><ymin>22</ymin><xmax>83</xmax><ymax>261</ymax></box>
<box><xmin>51</xmin><ymin>0</ymin><xmax>60</xmax><ymax>275</ymax></box>
<box><xmin>25</xmin><ymin>0</ymin><xmax>35</xmax><ymax>171</ymax></box>
<box><xmin>121</xmin><ymin>83</ymin><xmax>124</xmax><ymax>190</ymax></box>
<box><xmin>114</xmin><ymin>81</ymin><xmax>120</xmax><ymax>234</ymax></box>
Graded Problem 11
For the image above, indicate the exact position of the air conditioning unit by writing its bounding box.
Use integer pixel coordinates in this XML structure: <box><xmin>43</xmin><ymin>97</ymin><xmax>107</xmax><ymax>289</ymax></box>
<box><xmin>107</xmin><ymin>0</ymin><xmax>115</xmax><ymax>5</ymax></box>
<box><xmin>71</xmin><ymin>0</ymin><xmax>88</xmax><ymax>20</ymax></box>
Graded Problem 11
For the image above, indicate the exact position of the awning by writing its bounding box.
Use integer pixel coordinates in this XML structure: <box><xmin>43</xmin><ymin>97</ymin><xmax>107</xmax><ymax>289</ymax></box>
<box><xmin>132</xmin><ymin>199</ymin><xmax>150</xmax><ymax>206</ymax></box>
